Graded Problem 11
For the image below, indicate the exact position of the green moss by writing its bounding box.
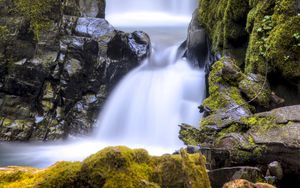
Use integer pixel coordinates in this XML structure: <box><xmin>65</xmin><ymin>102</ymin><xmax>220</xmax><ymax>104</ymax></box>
<box><xmin>13</xmin><ymin>0</ymin><xmax>61</xmax><ymax>39</ymax></box>
<box><xmin>0</xmin><ymin>147</ymin><xmax>211</xmax><ymax>188</ymax></box>
<box><xmin>198</xmin><ymin>0</ymin><xmax>250</xmax><ymax>60</ymax></box>
<box><xmin>240</xmin><ymin>115</ymin><xmax>280</xmax><ymax>133</ymax></box>
<box><xmin>202</xmin><ymin>58</ymin><xmax>252</xmax><ymax>113</ymax></box>
<box><xmin>179</xmin><ymin>124</ymin><xmax>207</xmax><ymax>146</ymax></box>
<box><xmin>0</xmin><ymin>25</ymin><xmax>10</xmax><ymax>43</ymax></box>
<box><xmin>245</xmin><ymin>0</ymin><xmax>300</xmax><ymax>84</ymax></box>
<box><xmin>239</xmin><ymin>74</ymin><xmax>271</xmax><ymax>108</ymax></box>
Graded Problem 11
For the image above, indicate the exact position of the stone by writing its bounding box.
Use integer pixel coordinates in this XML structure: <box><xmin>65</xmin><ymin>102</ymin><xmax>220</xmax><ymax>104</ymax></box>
<box><xmin>186</xmin><ymin>9</ymin><xmax>209</xmax><ymax>67</ymax></box>
<box><xmin>209</xmin><ymin>167</ymin><xmax>263</xmax><ymax>188</ymax></box>
<box><xmin>268</xmin><ymin>161</ymin><xmax>283</xmax><ymax>180</ymax></box>
<box><xmin>75</xmin><ymin>17</ymin><xmax>115</xmax><ymax>38</ymax></box>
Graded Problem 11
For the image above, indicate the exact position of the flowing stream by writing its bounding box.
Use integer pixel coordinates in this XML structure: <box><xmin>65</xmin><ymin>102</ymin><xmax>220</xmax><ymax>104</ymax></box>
<box><xmin>0</xmin><ymin>0</ymin><xmax>205</xmax><ymax>168</ymax></box>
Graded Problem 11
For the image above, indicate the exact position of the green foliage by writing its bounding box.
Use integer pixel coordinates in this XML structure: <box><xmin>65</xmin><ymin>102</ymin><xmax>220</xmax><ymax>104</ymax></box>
<box><xmin>13</xmin><ymin>0</ymin><xmax>60</xmax><ymax>39</ymax></box>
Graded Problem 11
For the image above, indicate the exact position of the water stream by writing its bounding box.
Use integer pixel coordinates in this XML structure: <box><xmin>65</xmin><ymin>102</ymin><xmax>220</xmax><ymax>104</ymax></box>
<box><xmin>0</xmin><ymin>0</ymin><xmax>205</xmax><ymax>168</ymax></box>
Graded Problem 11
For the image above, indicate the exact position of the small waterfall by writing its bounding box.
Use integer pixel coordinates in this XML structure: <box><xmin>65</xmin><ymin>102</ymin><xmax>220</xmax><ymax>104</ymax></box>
<box><xmin>96</xmin><ymin>0</ymin><xmax>205</xmax><ymax>151</ymax></box>
<box><xmin>96</xmin><ymin>45</ymin><xmax>205</xmax><ymax>149</ymax></box>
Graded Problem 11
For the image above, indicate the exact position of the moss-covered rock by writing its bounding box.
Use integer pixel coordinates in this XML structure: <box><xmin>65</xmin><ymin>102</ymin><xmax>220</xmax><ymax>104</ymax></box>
<box><xmin>245</xmin><ymin>0</ymin><xmax>300</xmax><ymax>84</ymax></box>
<box><xmin>13</xmin><ymin>0</ymin><xmax>61</xmax><ymax>39</ymax></box>
<box><xmin>201</xmin><ymin>57</ymin><xmax>253</xmax><ymax>128</ymax></box>
<box><xmin>239</xmin><ymin>73</ymin><xmax>272</xmax><ymax>108</ymax></box>
<box><xmin>0</xmin><ymin>146</ymin><xmax>211</xmax><ymax>188</ymax></box>
<box><xmin>198</xmin><ymin>0</ymin><xmax>250</xmax><ymax>56</ymax></box>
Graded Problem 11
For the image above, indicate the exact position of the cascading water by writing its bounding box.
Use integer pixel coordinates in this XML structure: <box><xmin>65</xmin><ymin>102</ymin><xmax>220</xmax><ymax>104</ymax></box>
<box><xmin>0</xmin><ymin>0</ymin><xmax>206</xmax><ymax>167</ymax></box>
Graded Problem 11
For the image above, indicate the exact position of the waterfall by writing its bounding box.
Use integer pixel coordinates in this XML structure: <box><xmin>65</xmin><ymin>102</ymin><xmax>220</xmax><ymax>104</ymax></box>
<box><xmin>96</xmin><ymin>46</ymin><xmax>205</xmax><ymax>149</ymax></box>
<box><xmin>95</xmin><ymin>0</ymin><xmax>204</xmax><ymax>151</ymax></box>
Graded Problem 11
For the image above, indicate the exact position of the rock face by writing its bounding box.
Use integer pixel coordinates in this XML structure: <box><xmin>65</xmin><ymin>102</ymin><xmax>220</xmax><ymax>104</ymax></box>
<box><xmin>0</xmin><ymin>0</ymin><xmax>151</xmax><ymax>141</ymax></box>
<box><xmin>0</xmin><ymin>147</ymin><xmax>211</xmax><ymax>188</ymax></box>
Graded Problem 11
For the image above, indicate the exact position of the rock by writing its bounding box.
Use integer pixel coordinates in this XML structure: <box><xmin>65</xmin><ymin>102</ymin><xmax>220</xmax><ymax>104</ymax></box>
<box><xmin>209</xmin><ymin>167</ymin><xmax>263</xmax><ymax>188</ymax></box>
<box><xmin>268</xmin><ymin>161</ymin><xmax>283</xmax><ymax>181</ymax></box>
<box><xmin>107</xmin><ymin>30</ymin><xmax>151</xmax><ymax>62</ymax></box>
<box><xmin>223</xmin><ymin>179</ymin><xmax>276</xmax><ymax>188</ymax></box>
<box><xmin>79</xmin><ymin>0</ymin><xmax>106</xmax><ymax>18</ymax></box>
<box><xmin>0</xmin><ymin>147</ymin><xmax>211</xmax><ymax>188</ymax></box>
<box><xmin>75</xmin><ymin>17</ymin><xmax>115</xmax><ymax>38</ymax></box>
<box><xmin>0</xmin><ymin>2</ymin><xmax>151</xmax><ymax>141</ymax></box>
<box><xmin>3</xmin><ymin>61</ymin><xmax>48</xmax><ymax>99</ymax></box>
<box><xmin>186</xmin><ymin>9</ymin><xmax>209</xmax><ymax>67</ymax></box>
<box><xmin>239</xmin><ymin>73</ymin><xmax>272</xmax><ymax>108</ymax></box>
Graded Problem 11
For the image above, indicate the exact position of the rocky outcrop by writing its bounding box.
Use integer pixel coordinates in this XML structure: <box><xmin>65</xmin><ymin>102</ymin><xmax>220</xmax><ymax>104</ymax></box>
<box><xmin>0</xmin><ymin>146</ymin><xmax>211</xmax><ymax>188</ymax></box>
<box><xmin>180</xmin><ymin>105</ymin><xmax>300</xmax><ymax>187</ymax></box>
<box><xmin>0</xmin><ymin>0</ymin><xmax>151</xmax><ymax>141</ymax></box>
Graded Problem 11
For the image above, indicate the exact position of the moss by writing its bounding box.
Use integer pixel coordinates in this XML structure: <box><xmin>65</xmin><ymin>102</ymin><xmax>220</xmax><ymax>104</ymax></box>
<box><xmin>245</xmin><ymin>0</ymin><xmax>300</xmax><ymax>84</ymax></box>
<box><xmin>0</xmin><ymin>25</ymin><xmax>10</xmax><ymax>43</ymax></box>
<box><xmin>13</xmin><ymin>0</ymin><xmax>61</xmax><ymax>39</ymax></box>
<box><xmin>198</xmin><ymin>0</ymin><xmax>250</xmax><ymax>55</ymax></box>
<box><xmin>0</xmin><ymin>147</ymin><xmax>211</xmax><ymax>188</ymax></box>
<box><xmin>151</xmin><ymin>150</ymin><xmax>211</xmax><ymax>188</ymax></box>
<box><xmin>202</xmin><ymin>58</ymin><xmax>252</xmax><ymax>114</ymax></box>
<box><xmin>240</xmin><ymin>115</ymin><xmax>281</xmax><ymax>133</ymax></box>
<box><xmin>179</xmin><ymin>124</ymin><xmax>207</xmax><ymax>146</ymax></box>
<box><xmin>239</xmin><ymin>74</ymin><xmax>272</xmax><ymax>108</ymax></box>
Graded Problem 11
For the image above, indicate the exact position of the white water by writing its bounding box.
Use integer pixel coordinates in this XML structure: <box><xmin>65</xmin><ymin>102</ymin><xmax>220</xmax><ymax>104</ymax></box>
<box><xmin>0</xmin><ymin>0</ymin><xmax>205</xmax><ymax>168</ymax></box>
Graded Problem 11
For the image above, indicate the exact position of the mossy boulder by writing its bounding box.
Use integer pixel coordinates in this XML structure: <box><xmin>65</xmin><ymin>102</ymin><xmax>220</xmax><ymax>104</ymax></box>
<box><xmin>0</xmin><ymin>146</ymin><xmax>212</xmax><ymax>188</ymax></box>
<box><xmin>201</xmin><ymin>57</ymin><xmax>253</xmax><ymax>129</ymax></box>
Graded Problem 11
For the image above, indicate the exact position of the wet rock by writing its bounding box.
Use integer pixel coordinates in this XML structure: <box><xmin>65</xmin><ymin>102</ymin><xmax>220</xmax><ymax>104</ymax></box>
<box><xmin>209</xmin><ymin>167</ymin><xmax>263</xmax><ymax>188</ymax></box>
<box><xmin>107</xmin><ymin>30</ymin><xmax>151</xmax><ymax>62</ymax></box>
<box><xmin>75</xmin><ymin>17</ymin><xmax>115</xmax><ymax>38</ymax></box>
<box><xmin>186</xmin><ymin>9</ymin><xmax>209</xmax><ymax>67</ymax></box>
<box><xmin>3</xmin><ymin>61</ymin><xmax>48</xmax><ymax>99</ymax></box>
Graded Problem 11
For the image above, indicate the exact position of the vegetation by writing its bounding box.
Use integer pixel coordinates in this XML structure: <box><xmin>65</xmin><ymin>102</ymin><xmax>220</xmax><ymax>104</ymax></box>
<box><xmin>13</xmin><ymin>0</ymin><xmax>61</xmax><ymax>39</ymax></box>
<box><xmin>0</xmin><ymin>146</ymin><xmax>211</xmax><ymax>188</ymax></box>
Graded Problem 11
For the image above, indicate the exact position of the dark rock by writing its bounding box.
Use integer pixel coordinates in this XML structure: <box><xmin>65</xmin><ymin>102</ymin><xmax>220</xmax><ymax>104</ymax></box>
<box><xmin>107</xmin><ymin>30</ymin><xmax>151</xmax><ymax>62</ymax></box>
<box><xmin>186</xmin><ymin>9</ymin><xmax>208</xmax><ymax>68</ymax></box>
<box><xmin>3</xmin><ymin>61</ymin><xmax>48</xmax><ymax>99</ymax></box>
<box><xmin>209</xmin><ymin>166</ymin><xmax>263</xmax><ymax>188</ymax></box>
<box><xmin>0</xmin><ymin>1</ymin><xmax>151</xmax><ymax>141</ymax></box>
